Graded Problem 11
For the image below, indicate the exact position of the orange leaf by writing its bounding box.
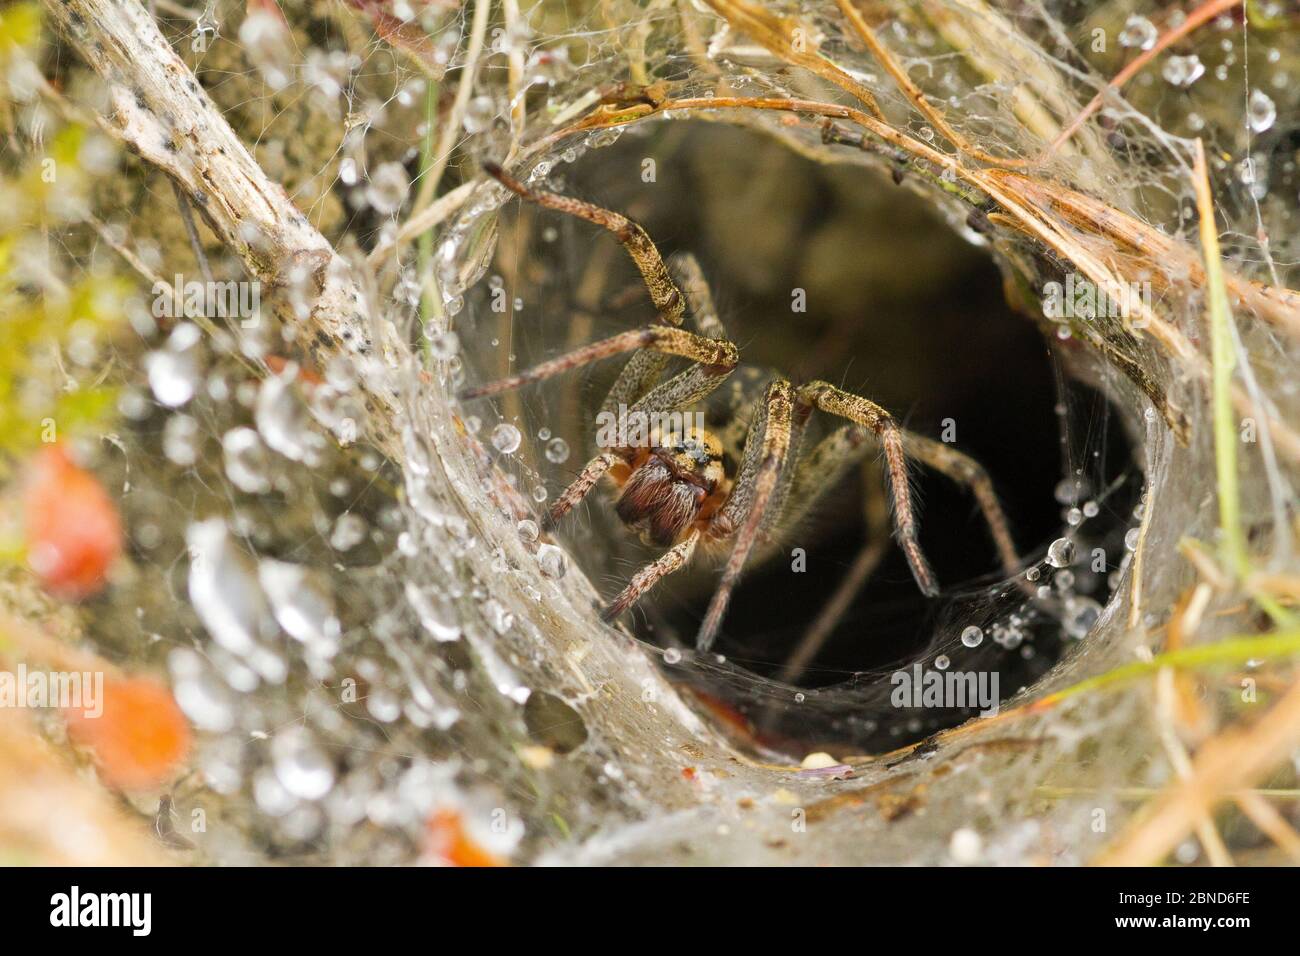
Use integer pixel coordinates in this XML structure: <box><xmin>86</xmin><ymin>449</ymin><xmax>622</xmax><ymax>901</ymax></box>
<box><xmin>23</xmin><ymin>444</ymin><xmax>123</xmax><ymax>600</ymax></box>
<box><xmin>66</xmin><ymin>677</ymin><xmax>192</xmax><ymax>790</ymax></box>
<box><xmin>425</xmin><ymin>808</ymin><xmax>506</xmax><ymax>867</ymax></box>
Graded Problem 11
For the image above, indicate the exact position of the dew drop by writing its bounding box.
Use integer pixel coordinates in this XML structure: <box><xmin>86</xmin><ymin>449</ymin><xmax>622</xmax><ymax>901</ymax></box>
<box><xmin>405</xmin><ymin>581</ymin><xmax>462</xmax><ymax>642</ymax></box>
<box><xmin>491</xmin><ymin>423</ymin><xmax>521</xmax><ymax>454</ymax></box>
<box><xmin>168</xmin><ymin>648</ymin><xmax>236</xmax><ymax>732</ymax></box>
<box><xmin>1063</xmin><ymin>596</ymin><xmax>1103</xmax><ymax>639</ymax></box>
<box><xmin>222</xmin><ymin>426</ymin><xmax>272</xmax><ymax>494</ymax></box>
<box><xmin>1247</xmin><ymin>89</ymin><xmax>1277</xmax><ymax>133</ymax></box>
<box><xmin>365</xmin><ymin>161</ymin><xmax>409</xmax><ymax>215</ymax></box>
<box><xmin>186</xmin><ymin>518</ymin><xmax>274</xmax><ymax>657</ymax></box>
<box><xmin>537</xmin><ymin>543</ymin><xmax>567</xmax><ymax>580</ymax></box>
<box><xmin>427</xmin><ymin>330</ymin><xmax>460</xmax><ymax>360</ymax></box>
<box><xmin>272</xmin><ymin>727</ymin><xmax>335</xmax><ymax>800</ymax></box>
<box><xmin>1054</xmin><ymin>477</ymin><xmax>1088</xmax><ymax>505</ymax></box>
<box><xmin>330</xmin><ymin>512</ymin><xmax>368</xmax><ymax>551</ymax></box>
<box><xmin>1118</xmin><ymin>15</ymin><xmax>1157</xmax><ymax>50</ymax></box>
<box><xmin>1162</xmin><ymin>54</ymin><xmax>1205</xmax><ymax>88</ymax></box>
<box><xmin>146</xmin><ymin>322</ymin><xmax>203</xmax><ymax>407</ymax></box>
<box><xmin>258</xmin><ymin>559</ymin><xmax>341</xmax><ymax>655</ymax></box>
<box><xmin>961</xmin><ymin>625</ymin><xmax>984</xmax><ymax>648</ymax></box>
<box><xmin>1046</xmin><ymin>537</ymin><xmax>1076</xmax><ymax>568</ymax></box>
<box><xmin>256</xmin><ymin>371</ymin><xmax>324</xmax><ymax>463</ymax></box>
<box><xmin>163</xmin><ymin>414</ymin><xmax>201</xmax><ymax>466</ymax></box>
<box><xmin>545</xmin><ymin>437</ymin><xmax>570</xmax><ymax>464</ymax></box>
<box><xmin>463</xmin><ymin>95</ymin><xmax>496</xmax><ymax>133</ymax></box>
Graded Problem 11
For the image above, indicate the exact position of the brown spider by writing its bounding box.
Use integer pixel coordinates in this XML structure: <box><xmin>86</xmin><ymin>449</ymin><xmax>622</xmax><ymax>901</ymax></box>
<box><xmin>461</xmin><ymin>162</ymin><xmax>1020</xmax><ymax>652</ymax></box>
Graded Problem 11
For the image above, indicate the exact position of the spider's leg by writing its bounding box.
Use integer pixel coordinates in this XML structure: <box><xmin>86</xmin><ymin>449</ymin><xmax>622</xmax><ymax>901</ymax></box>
<box><xmin>544</xmin><ymin>452</ymin><xmax>620</xmax><ymax>531</ymax></box>
<box><xmin>778</xmin><ymin>454</ymin><xmax>891</xmax><ymax>684</ymax></box>
<box><xmin>484</xmin><ymin>162</ymin><xmax>684</xmax><ymax>325</ymax></box>
<box><xmin>597</xmin><ymin>253</ymin><xmax>732</xmax><ymax>417</ymax></box>
<box><xmin>755</xmin><ymin>423</ymin><xmax>872</xmax><ymax>559</ymax></box>
<box><xmin>669</xmin><ymin>253</ymin><xmax>727</xmax><ymax>341</ymax></box>
<box><xmin>601</xmin><ymin>529</ymin><xmax>702</xmax><ymax>622</ymax></box>
<box><xmin>458</xmin><ymin>326</ymin><xmax>737</xmax><ymax>401</ymax></box>
<box><xmin>696</xmin><ymin>379</ymin><xmax>798</xmax><ymax>652</ymax></box>
<box><xmin>900</xmin><ymin>433</ymin><xmax>1019</xmax><ymax>576</ymax></box>
<box><xmin>795</xmin><ymin>380</ymin><xmax>939</xmax><ymax>598</ymax></box>
<box><xmin>765</xmin><ymin>423</ymin><xmax>1019</xmax><ymax>578</ymax></box>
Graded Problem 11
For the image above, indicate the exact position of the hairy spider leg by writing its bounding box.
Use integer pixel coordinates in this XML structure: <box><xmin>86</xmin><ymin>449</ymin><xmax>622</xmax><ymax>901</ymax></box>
<box><xmin>696</xmin><ymin>379</ymin><xmax>798</xmax><ymax>651</ymax></box>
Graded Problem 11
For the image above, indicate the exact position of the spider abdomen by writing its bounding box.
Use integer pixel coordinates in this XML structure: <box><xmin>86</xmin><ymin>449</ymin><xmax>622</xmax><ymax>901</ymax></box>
<box><xmin>615</xmin><ymin>456</ymin><xmax>707</xmax><ymax>547</ymax></box>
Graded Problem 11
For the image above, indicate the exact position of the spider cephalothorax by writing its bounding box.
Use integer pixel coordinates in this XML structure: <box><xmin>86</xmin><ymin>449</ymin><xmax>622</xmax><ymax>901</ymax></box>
<box><xmin>462</xmin><ymin>162</ymin><xmax>1021</xmax><ymax>652</ymax></box>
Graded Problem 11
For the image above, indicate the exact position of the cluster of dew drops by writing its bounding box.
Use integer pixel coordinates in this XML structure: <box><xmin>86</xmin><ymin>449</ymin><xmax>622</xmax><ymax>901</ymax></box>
<box><xmin>1116</xmin><ymin>9</ymin><xmax>1282</xmax><ymax>197</ymax></box>
<box><xmin>926</xmin><ymin>465</ymin><xmax>1146</xmax><ymax>676</ymax></box>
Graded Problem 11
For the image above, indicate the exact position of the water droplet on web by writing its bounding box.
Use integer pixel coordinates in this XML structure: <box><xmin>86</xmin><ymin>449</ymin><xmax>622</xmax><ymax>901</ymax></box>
<box><xmin>222</xmin><ymin>426</ymin><xmax>272</xmax><ymax>494</ymax></box>
<box><xmin>365</xmin><ymin>161</ymin><xmax>409</xmax><ymax>215</ymax></box>
<box><xmin>1046</xmin><ymin>537</ymin><xmax>1075</xmax><ymax>568</ymax></box>
<box><xmin>1054</xmin><ymin>477</ymin><xmax>1088</xmax><ymax>505</ymax></box>
<box><xmin>491</xmin><ymin>423</ymin><xmax>521</xmax><ymax>454</ymax></box>
<box><xmin>463</xmin><ymin>95</ymin><xmax>496</xmax><ymax>133</ymax></box>
<box><xmin>484</xmin><ymin>598</ymin><xmax>514</xmax><ymax>634</ymax></box>
<box><xmin>330</xmin><ymin>512</ymin><xmax>368</xmax><ymax>551</ymax></box>
<box><xmin>537</xmin><ymin>543</ymin><xmax>567</xmax><ymax>579</ymax></box>
<box><xmin>1124</xmin><ymin>527</ymin><xmax>1140</xmax><ymax>551</ymax></box>
<box><xmin>405</xmin><ymin>581</ymin><xmax>462</xmax><ymax>641</ymax></box>
<box><xmin>272</xmin><ymin>727</ymin><xmax>335</xmax><ymax>800</ymax></box>
<box><xmin>256</xmin><ymin>372</ymin><xmax>324</xmax><ymax>463</ymax></box>
<box><xmin>1118</xmin><ymin>15</ymin><xmax>1157</xmax><ymax>50</ymax></box>
<box><xmin>427</xmin><ymin>330</ymin><xmax>460</xmax><ymax>360</ymax></box>
<box><xmin>1162</xmin><ymin>54</ymin><xmax>1205</xmax><ymax>88</ymax></box>
<box><xmin>532</xmin><ymin>485</ymin><xmax>548</xmax><ymax>503</ymax></box>
<box><xmin>524</xmin><ymin>48</ymin><xmax>573</xmax><ymax>86</ymax></box>
<box><xmin>934</xmin><ymin>654</ymin><xmax>950</xmax><ymax>670</ymax></box>
<box><xmin>258</xmin><ymin>559</ymin><xmax>341</xmax><ymax>655</ymax></box>
<box><xmin>1025</xmin><ymin>566</ymin><xmax>1040</xmax><ymax>582</ymax></box>
<box><xmin>1247</xmin><ymin>89</ymin><xmax>1276</xmax><ymax>133</ymax></box>
<box><xmin>1063</xmin><ymin>596</ymin><xmax>1102</xmax><ymax>639</ymax></box>
<box><xmin>146</xmin><ymin>323</ymin><xmax>203</xmax><ymax>407</ymax></box>
<box><xmin>168</xmin><ymin>648</ymin><xmax>236</xmax><ymax>731</ymax></box>
<box><xmin>663</xmin><ymin>647</ymin><xmax>682</xmax><ymax>665</ymax></box>
<box><xmin>949</xmin><ymin>827</ymin><xmax>982</xmax><ymax>864</ymax></box>
<box><xmin>587</xmin><ymin>127</ymin><xmax>622</xmax><ymax>148</ymax></box>
<box><xmin>545</xmin><ymin>437</ymin><xmax>570</xmax><ymax>463</ymax></box>
<box><xmin>961</xmin><ymin>625</ymin><xmax>984</xmax><ymax>648</ymax></box>
<box><xmin>163</xmin><ymin>414</ymin><xmax>201</xmax><ymax>465</ymax></box>
<box><xmin>186</xmin><ymin>518</ymin><xmax>274</xmax><ymax>657</ymax></box>
<box><xmin>517</xmin><ymin>519</ymin><xmax>539</xmax><ymax>542</ymax></box>
<box><xmin>367</xmin><ymin>691</ymin><xmax>401</xmax><ymax>723</ymax></box>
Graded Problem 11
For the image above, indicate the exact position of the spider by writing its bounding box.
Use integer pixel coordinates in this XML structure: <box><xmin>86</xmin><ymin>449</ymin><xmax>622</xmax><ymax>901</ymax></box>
<box><xmin>461</xmin><ymin>162</ymin><xmax>1021</xmax><ymax>653</ymax></box>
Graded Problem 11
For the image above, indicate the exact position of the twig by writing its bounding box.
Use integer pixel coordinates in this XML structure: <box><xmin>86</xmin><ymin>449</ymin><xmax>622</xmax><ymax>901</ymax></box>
<box><xmin>170</xmin><ymin>179</ymin><xmax>213</xmax><ymax>285</ymax></box>
<box><xmin>834</xmin><ymin>0</ymin><xmax>1027</xmax><ymax>167</ymax></box>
